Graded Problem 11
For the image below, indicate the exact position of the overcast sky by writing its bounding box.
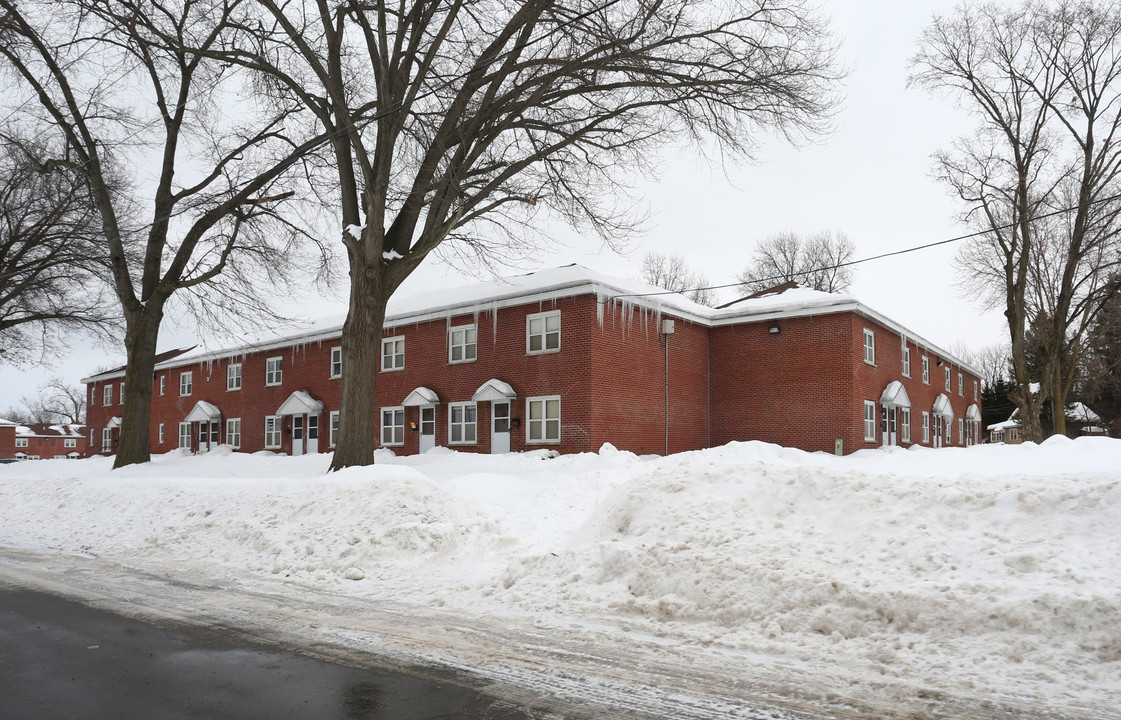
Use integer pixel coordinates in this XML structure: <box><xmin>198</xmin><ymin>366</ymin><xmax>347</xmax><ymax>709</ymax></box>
<box><xmin>0</xmin><ymin>0</ymin><xmax>1007</xmax><ymax>416</ymax></box>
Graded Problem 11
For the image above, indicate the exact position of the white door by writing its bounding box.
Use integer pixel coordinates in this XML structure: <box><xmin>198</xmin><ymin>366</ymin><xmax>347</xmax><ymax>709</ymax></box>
<box><xmin>491</xmin><ymin>401</ymin><xmax>511</xmax><ymax>454</ymax></box>
<box><xmin>881</xmin><ymin>406</ymin><xmax>897</xmax><ymax>447</ymax></box>
<box><xmin>306</xmin><ymin>414</ymin><xmax>319</xmax><ymax>454</ymax></box>
<box><xmin>933</xmin><ymin>416</ymin><xmax>943</xmax><ymax>448</ymax></box>
<box><xmin>292</xmin><ymin>415</ymin><xmax>304</xmax><ymax>456</ymax></box>
<box><xmin>419</xmin><ymin>406</ymin><xmax>436</xmax><ymax>453</ymax></box>
<box><xmin>209</xmin><ymin>420</ymin><xmax>219</xmax><ymax>451</ymax></box>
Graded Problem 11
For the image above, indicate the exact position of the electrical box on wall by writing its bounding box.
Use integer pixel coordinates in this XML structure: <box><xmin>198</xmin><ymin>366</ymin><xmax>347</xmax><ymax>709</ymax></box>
<box><xmin>662</xmin><ymin>319</ymin><xmax>675</xmax><ymax>335</ymax></box>
<box><xmin>834</xmin><ymin>439</ymin><xmax>843</xmax><ymax>456</ymax></box>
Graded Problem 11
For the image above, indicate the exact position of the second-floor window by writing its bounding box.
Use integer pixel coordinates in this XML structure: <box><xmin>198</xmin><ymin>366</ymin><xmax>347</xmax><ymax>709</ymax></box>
<box><xmin>527</xmin><ymin>311</ymin><xmax>560</xmax><ymax>354</ymax></box>
<box><xmin>103</xmin><ymin>384</ymin><xmax>112</xmax><ymax>406</ymax></box>
<box><xmin>449</xmin><ymin>325</ymin><xmax>476</xmax><ymax>363</ymax></box>
<box><xmin>922</xmin><ymin>357</ymin><xmax>930</xmax><ymax>384</ymax></box>
<box><xmin>381</xmin><ymin>337</ymin><xmax>404</xmax><ymax>371</ymax></box>
<box><xmin>863</xmin><ymin>329</ymin><xmax>875</xmax><ymax>365</ymax></box>
<box><xmin>227</xmin><ymin>363</ymin><xmax>242</xmax><ymax>391</ymax></box>
<box><xmin>902</xmin><ymin>347</ymin><xmax>911</xmax><ymax>377</ymax></box>
<box><xmin>958</xmin><ymin>372</ymin><xmax>964</xmax><ymax>396</ymax></box>
<box><xmin>180</xmin><ymin>371</ymin><xmax>193</xmax><ymax>397</ymax></box>
<box><xmin>944</xmin><ymin>367</ymin><xmax>951</xmax><ymax>392</ymax></box>
<box><xmin>119</xmin><ymin>382</ymin><xmax>125</xmax><ymax>404</ymax></box>
<box><xmin>266</xmin><ymin>357</ymin><xmax>283</xmax><ymax>386</ymax></box>
<box><xmin>330</xmin><ymin>347</ymin><xmax>342</xmax><ymax>379</ymax></box>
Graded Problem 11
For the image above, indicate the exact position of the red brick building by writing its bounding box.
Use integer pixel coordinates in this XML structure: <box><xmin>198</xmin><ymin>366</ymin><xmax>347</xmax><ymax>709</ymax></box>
<box><xmin>0</xmin><ymin>420</ymin><xmax>86</xmax><ymax>461</ymax></box>
<box><xmin>82</xmin><ymin>266</ymin><xmax>982</xmax><ymax>458</ymax></box>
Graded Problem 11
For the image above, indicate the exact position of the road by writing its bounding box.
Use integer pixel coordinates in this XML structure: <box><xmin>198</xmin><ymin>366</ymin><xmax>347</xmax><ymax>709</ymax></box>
<box><xmin>0</xmin><ymin>587</ymin><xmax>543</xmax><ymax>720</ymax></box>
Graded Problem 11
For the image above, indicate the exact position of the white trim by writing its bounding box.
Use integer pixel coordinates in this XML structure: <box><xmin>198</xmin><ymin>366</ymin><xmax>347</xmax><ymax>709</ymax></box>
<box><xmin>526</xmin><ymin>396</ymin><xmax>561</xmax><ymax>444</ymax></box>
<box><xmin>958</xmin><ymin>372</ymin><xmax>964</xmax><ymax>396</ymax></box>
<box><xmin>227</xmin><ymin>363</ymin><xmax>242</xmax><ymax>391</ymax></box>
<box><xmin>264</xmin><ymin>415</ymin><xmax>282</xmax><ymax>449</ymax></box>
<box><xmin>329</xmin><ymin>411</ymin><xmax>339</xmax><ymax>447</ymax></box>
<box><xmin>14</xmin><ymin>438</ymin><xmax>28</xmax><ymax>448</ymax></box>
<box><xmin>380</xmin><ymin>407</ymin><xmax>405</xmax><ymax>446</ymax></box>
<box><xmin>184</xmin><ymin>401</ymin><xmax>221</xmax><ymax>423</ymax></box>
<box><xmin>178</xmin><ymin>422</ymin><xmax>192</xmax><ymax>449</ymax></box>
<box><xmin>158</xmin><ymin>423</ymin><xmax>164</xmax><ymax>444</ymax></box>
<box><xmin>922</xmin><ymin>411</ymin><xmax>930</xmax><ymax>444</ymax></box>
<box><xmin>922</xmin><ymin>356</ymin><xmax>930</xmax><ymax>384</ymax></box>
<box><xmin>527</xmin><ymin>310</ymin><xmax>561</xmax><ymax>354</ymax></box>
<box><xmin>329</xmin><ymin>346</ymin><xmax>342</xmax><ymax>379</ymax></box>
<box><xmin>448</xmin><ymin>402</ymin><xmax>477</xmax><ymax>445</ymax></box>
<box><xmin>103</xmin><ymin>384</ymin><xmax>112</xmax><ymax>406</ymax></box>
<box><xmin>862</xmin><ymin>328</ymin><xmax>875</xmax><ymax>365</ymax></box>
<box><xmin>276</xmin><ymin>390</ymin><xmax>324</xmax><ymax>416</ymax></box>
<box><xmin>402</xmin><ymin>387</ymin><xmax>440</xmax><ymax>406</ymax></box>
<box><xmin>265</xmin><ymin>356</ymin><xmax>283</xmax><ymax>386</ymax></box>
<box><xmin>159</xmin><ymin>375</ymin><xmax>165</xmax><ymax>396</ymax></box>
<box><xmin>863</xmin><ymin>401</ymin><xmax>877</xmax><ymax>442</ymax></box>
<box><xmin>901</xmin><ymin>347</ymin><xmax>911</xmax><ymax>378</ymax></box>
<box><xmin>226</xmin><ymin>418</ymin><xmax>242</xmax><ymax>449</ymax></box>
<box><xmin>449</xmin><ymin>324</ymin><xmax>477</xmax><ymax>364</ymax></box>
<box><xmin>179</xmin><ymin>371</ymin><xmax>193</xmax><ymax>397</ymax></box>
<box><xmin>381</xmin><ymin>336</ymin><xmax>405</xmax><ymax>372</ymax></box>
<box><xmin>472</xmin><ymin>378</ymin><xmax>517</xmax><ymax>402</ymax></box>
<box><xmin>900</xmin><ymin>408</ymin><xmax>911</xmax><ymax>444</ymax></box>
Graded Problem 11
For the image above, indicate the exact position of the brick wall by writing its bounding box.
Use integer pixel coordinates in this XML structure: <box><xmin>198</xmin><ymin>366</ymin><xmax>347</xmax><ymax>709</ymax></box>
<box><xmin>0</xmin><ymin>425</ymin><xmax>14</xmax><ymax>459</ymax></box>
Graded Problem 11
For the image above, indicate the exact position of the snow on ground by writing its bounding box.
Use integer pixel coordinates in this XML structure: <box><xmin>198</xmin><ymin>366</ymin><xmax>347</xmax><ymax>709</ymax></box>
<box><xmin>1</xmin><ymin>438</ymin><xmax>1119</xmax><ymax>718</ymax></box>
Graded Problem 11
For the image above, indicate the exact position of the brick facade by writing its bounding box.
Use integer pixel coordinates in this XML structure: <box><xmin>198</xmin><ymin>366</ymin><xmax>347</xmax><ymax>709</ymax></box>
<box><xmin>0</xmin><ymin>422</ymin><xmax>87</xmax><ymax>461</ymax></box>
<box><xmin>82</xmin><ymin>267</ymin><xmax>983</xmax><ymax>458</ymax></box>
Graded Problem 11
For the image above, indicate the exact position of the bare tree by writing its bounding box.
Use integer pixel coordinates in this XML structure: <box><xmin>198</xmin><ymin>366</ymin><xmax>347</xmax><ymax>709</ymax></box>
<box><xmin>639</xmin><ymin>252</ymin><xmax>716</xmax><ymax>306</ymax></box>
<box><xmin>736</xmin><ymin>230</ymin><xmax>855</xmax><ymax>293</ymax></box>
<box><xmin>215</xmin><ymin>0</ymin><xmax>842</xmax><ymax>469</ymax></box>
<box><xmin>3</xmin><ymin>378</ymin><xmax>86</xmax><ymax>425</ymax></box>
<box><xmin>0</xmin><ymin>0</ymin><xmax>336</xmax><ymax>467</ymax></box>
<box><xmin>0</xmin><ymin>137</ymin><xmax>117</xmax><ymax>365</ymax></box>
<box><xmin>913</xmin><ymin>0</ymin><xmax>1121</xmax><ymax>440</ymax></box>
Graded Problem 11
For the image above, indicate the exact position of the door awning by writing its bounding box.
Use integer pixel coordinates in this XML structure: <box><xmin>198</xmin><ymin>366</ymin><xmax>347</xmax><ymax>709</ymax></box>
<box><xmin>402</xmin><ymin>387</ymin><xmax>440</xmax><ymax>406</ymax></box>
<box><xmin>932</xmin><ymin>394</ymin><xmax>954</xmax><ymax>419</ymax></box>
<box><xmin>472</xmin><ymin>378</ymin><xmax>517</xmax><ymax>402</ymax></box>
<box><xmin>184</xmin><ymin>401</ymin><xmax>222</xmax><ymax>423</ymax></box>
<box><xmin>106</xmin><ymin>416</ymin><xmax>122</xmax><ymax>429</ymax></box>
<box><xmin>276</xmin><ymin>390</ymin><xmax>324</xmax><ymax>416</ymax></box>
<box><xmin>966</xmin><ymin>404</ymin><xmax>981</xmax><ymax>421</ymax></box>
<box><xmin>879</xmin><ymin>380</ymin><xmax>911</xmax><ymax>408</ymax></box>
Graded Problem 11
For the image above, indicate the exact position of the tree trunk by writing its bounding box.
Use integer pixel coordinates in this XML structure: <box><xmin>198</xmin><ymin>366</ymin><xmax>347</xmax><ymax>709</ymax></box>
<box><xmin>113</xmin><ymin>302</ymin><xmax>166</xmax><ymax>468</ymax></box>
<box><xmin>329</xmin><ymin>263</ymin><xmax>389</xmax><ymax>470</ymax></box>
<box><xmin>1050</xmin><ymin>373</ymin><xmax>1068</xmax><ymax>437</ymax></box>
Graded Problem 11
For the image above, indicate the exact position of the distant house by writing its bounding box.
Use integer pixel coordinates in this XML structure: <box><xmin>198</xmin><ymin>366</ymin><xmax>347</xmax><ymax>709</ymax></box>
<box><xmin>83</xmin><ymin>265</ymin><xmax>983</xmax><ymax>458</ymax></box>
<box><xmin>987</xmin><ymin>402</ymin><xmax>1107</xmax><ymax>443</ymax></box>
<box><xmin>988</xmin><ymin>409</ymin><xmax>1022</xmax><ymax>444</ymax></box>
<box><xmin>0</xmin><ymin>421</ymin><xmax>87</xmax><ymax>460</ymax></box>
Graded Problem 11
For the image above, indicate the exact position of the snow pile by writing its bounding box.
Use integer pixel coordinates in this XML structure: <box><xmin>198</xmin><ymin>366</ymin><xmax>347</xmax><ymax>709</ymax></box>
<box><xmin>1</xmin><ymin>438</ymin><xmax>1120</xmax><ymax>715</ymax></box>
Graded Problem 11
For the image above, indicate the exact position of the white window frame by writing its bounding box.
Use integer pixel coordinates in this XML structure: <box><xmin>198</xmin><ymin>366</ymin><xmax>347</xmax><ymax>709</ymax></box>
<box><xmin>900</xmin><ymin>408</ymin><xmax>911</xmax><ymax>443</ymax></box>
<box><xmin>974</xmin><ymin>380</ymin><xmax>979</xmax><ymax>401</ymax></box>
<box><xmin>178</xmin><ymin>422</ymin><xmax>192</xmax><ymax>449</ymax></box>
<box><xmin>158</xmin><ymin>424</ymin><xmax>164</xmax><ymax>444</ymax></box>
<box><xmin>119</xmin><ymin>382</ymin><xmax>125</xmax><ymax>404</ymax></box>
<box><xmin>179</xmin><ymin>371</ymin><xmax>193</xmax><ymax>397</ymax></box>
<box><xmin>264</xmin><ymin>415</ymin><xmax>282</xmax><ymax>449</ymax></box>
<box><xmin>863</xmin><ymin>401</ymin><xmax>877</xmax><ymax>442</ymax></box>
<box><xmin>526</xmin><ymin>310</ymin><xmax>561</xmax><ymax>355</ymax></box>
<box><xmin>1009</xmin><ymin>427</ymin><xmax>1019</xmax><ymax>441</ymax></box>
<box><xmin>380</xmin><ymin>407</ymin><xmax>405</xmax><ymax>446</ymax></box>
<box><xmin>329</xmin><ymin>410</ymin><xmax>340</xmax><ymax>447</ymax></box>
<box><xmin>102</xmin><ymin>427</ymin><xmax>113</xmax><ymax>453</ymax></box>
<box><xmin>381</xmin><ymin>336</ymin><xmax>405</xmax><ymax>372</ymax></box>
<box><xmin>15</xmin><ymin>438</ymin><xmax>28</xmax><ymax>448</ymax></box>
<box><xmin>863</xmin><ymin>329</ymin><xmax>875</xmax><ymax>365</ymax></box>
<box><xmin>922</xmin><ymin>412</ymin><xmax>930</xmax><ymax>444</ymax></box>
<box><xmin>226</xmin><ymin>418</ymin><xmax>241</xmax><ymax>449</ymax></box>
<box><xmin>227</xmin><ymin>363</ymin><xmax>242</xmax><ymax>391</ymax></box>
<box><xmin>159</xmin><ymin>375</ymin><xmax>165</xmax><ymax>396</ymax></box>
<box><xmin>265</xmin><ymin>357</ymin><xmax>283</xmax><ymax>386</ymax></box>
<box><xmin>527</xmin><ymin>396</ymin><xmax>562</xmax><ymax>444</ymax></box>
<box><xmin>449</xmin><ymin>324</ymin><xmax>477</xmax><ymax>364</ymax></box>
<box><xmin>448</xmin><ymin>402</ymin><xmax>477</xmax><ymax>445</ymax></box>
<box><xmin>958</xmin><ymin>372</ymin><xmax>964</xmax><ymax>396</ymax></box>
<box><xmin>329</xmin><ymin>346</ymin><xmax>342</xmax><ymax>379</ymax></box>
<box><xmin>922</xmin><ymin>356</ymin><xmax>930</xmax><ymax>384</ymax></box>
<box><xmin>958</xmin><ymin>418</ymin><xmax>964</xmax><ymax>444</ymax></box>
<box><xmin>901</xmin><ymin>347</ymin><xmax>911</xmax><ymax>378</ymax></box>
<box><xmin>944</xmin><ymin>366</ymin><xmax>951</xmax><ymax>392</ymax></box>
<box><xmin>103</xmin><ymin>384</ymin><xmax>112</xmax><ymax>406</ymax></box>
<box><xmin>64</xmin><ymin>438</ymin><xmax>76</xmax><ymax>448</ymax></box>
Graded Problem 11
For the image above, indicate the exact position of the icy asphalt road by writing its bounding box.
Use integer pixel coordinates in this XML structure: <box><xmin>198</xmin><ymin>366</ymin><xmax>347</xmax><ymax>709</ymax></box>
<box><xmin>0</xmin><ymin>548</ymin><xmax>1088</xmax><ymax>720</ymax></box>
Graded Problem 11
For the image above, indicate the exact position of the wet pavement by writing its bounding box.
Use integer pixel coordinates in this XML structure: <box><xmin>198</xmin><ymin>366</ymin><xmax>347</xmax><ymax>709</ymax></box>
<box><xmin>0</xmin><ymin>587</ymin><xmax>542</xmax><ymax>719</ymax></box>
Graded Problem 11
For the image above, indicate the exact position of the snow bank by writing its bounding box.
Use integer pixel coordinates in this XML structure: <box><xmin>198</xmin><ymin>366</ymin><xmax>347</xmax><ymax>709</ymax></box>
<box><xmin>1</xmin><ymin>439</ymin><xmax>1119</xmax><ymax>715</ymax></box>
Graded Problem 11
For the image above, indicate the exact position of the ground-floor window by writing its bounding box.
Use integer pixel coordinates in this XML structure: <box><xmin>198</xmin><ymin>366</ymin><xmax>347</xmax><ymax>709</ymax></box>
<box><xmin>329</xmin><ymin>411</ymin><xmax>339</xmax><ymax>447</ymax></box>
<box><xmin>1009</xmin><ymin>427</ymin><xmax>1019</xmax><ymax>441</ymax></box>
<box><xmin>449</xmin><ymin>402</ymin><xmax>476</xmax><ymax>444</ymax></box>
<box><xmin>264</xmin><ymin>416</ymin><xmax>282</xmax><ymax>449</ymax></box>
<box><xmin>178</xmin><ymin>422</ymin><xmax>191</xmax><ymax>449</ymax></box>
<box><xmin>381</xmin><ymin>407</ymin><xmax>404</xmax><ymax>446</ymax></box>
<box><xmin>158</xmin><ymin>423</ymin><xmax>164</xmax><ymax>444</ymax></box>
<box><xmin>922</xmin><ymin>412</ymin><xmax>930</xmax><ymax>444</ymax></box>
<box><xmin>227</xmin><ymin>418</ymin><xmax>241</xmax><ymax>449</ymax></box>
<box><xmin>15</xmin><ymin>438</ymin><xmax>28</xmax><ymax>448</ymax></box>
<box><xmin>527</xmin><ymin>396</ymin><xmax>561</xmax><ymax>444</ymax></box>
<box><xmin>863</xmin><ymin>401</ymin><xmax>876</xmax><ymax>442</ymax></box>
<box><xmin>900</xmin><ymin>408</ymin><xmax>911</xmax><ymax>443</ymax></box>
<box><xmin>958</xmin><ymin>418</ymin><xmax>964</xmax><ymax>445</ymax></box>
<box><xmin>102</xmin><ymin>427</ymin><xmax>112</xmax><ymax>453</ymax></box>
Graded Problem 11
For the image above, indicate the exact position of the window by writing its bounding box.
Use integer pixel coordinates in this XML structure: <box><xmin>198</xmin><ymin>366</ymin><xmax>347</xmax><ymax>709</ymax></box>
<box><xmin>922</xmin><ymin>357</ymin><xmax>930</xmax><ymax>384</ymax></box>
<box><xmin>227</xmin><ymin>363</ymin><xmax>242</xmax><ymax>391</ymax></box>
<box><xmin>922</xmin><ymin>412</ymin><xmax>930</xmax><ymax>444</ymax></box>
<box><xmin>527</xmin><ymin>396</ymin><xmax>561</xmax><ymax>444</ymax></box>
<box><xmin>958</xmin><ymin>373</ymin><xmax>964</xmax><ymax>396</ymax></box>
<box><xmin>119</xmin><ymin>382</ymin><xmax>125</xmax><ymax>404</ymax></box>
<box><xmin>159</xmin><ymin>375</ymin><xmax>165</xmax><ymax>396</ymax></box>
<box><xmin>265</xmin><ymin>357</ymin><xmax>283</xmax><ymax>386</ymax></box>
<box><xmin>330</xmin><ymin>347</ymin><xmax>342</xmax><ymax>379</ymax></box>
<box><xmin>974</xmin><ymin>380</ymin><xmax>979</xmax><ymax>401</ymax></box>
<box><xmin>90</xmin><ymin>429</ymin><xmax>94</xmax><ymax>445</ymax></box>
<box><xmin>89</xmin><ymin>386</ymin><xmax>94</xmax><ymax>404</ymax></box>
<box><xmin>103</xmin><ymin>384</ymin><xmax>112</xmax><ymax>406</ymax></box>
<box><xmin>863</xmin><ymin>401</ymin><xmax>877</xmax><ymax>442</ymax></box>
<box><xmin>264</xmin><ymin>416</ymin><xmax>282</xmax><ymax>449</ymax></box>
<box><xmin>158</xmin><ymin>424</ymin><xmax>164</xmax><ymax>444</ymax></box>
<box><xmin>227</xmin><ymin>418</ymin><xmax>241</xmax><ymax>449</ymax></box>
<box><xmin>958</xmin><ymin>418</ymin><xmax>964</xmax><ymax>444</ymax></box>
<box><xmin>15</xmin><ymin>438</ymin><xmax>28</xmax><ymax>448</ymax></box>
<box><xmin>381</xmin><ymin>337</ymin><xmax>404</xmax><ymax>371</ymax></box>
<box><xmin>178</xmin><ymin>422</ymin><xmax>191</xmax><ymax>449</ymax></box>
<box><xmin>1009</xmin><ymin>427</ymin><xmax>1019</xmax><ymax>441</ymax></box>
<box><xmin>329</xmin><ymin>411</ymin><xmax>340</xmax><ymax>447</ymax></box>
<box><xmin>902</xmin><ymin>347</ymin><xmax>911</xmax><ymax>378</ymax></box>
<box><xmin>449</xmin><ymin>402</ymin><xmax>477</xmax><ymax>444</ymax></box>
<box><xmin>944</xmin><ymin>367</ymin><xmax>951</xmax><ymax>392</ymax></box>
<box><xmin>945</xmin><ymin>419</ymin><xmax>952</xmax><ymax>445</ymax></box>
<box><xmin>102</xmin><ymin>428</ymin><xmax>112</xmax><ymax>453</ymax></box>
<box><xmin>381</xmin><ymin>407</ymin><xmax>405</xmax><ymax>446</ymax></box>
<box><xmin>449</xmin><ymin>325</ymin><xmax>477</xmax><ymax>363</ymax></box>
<box><xmin>863</xmin><ymin>329</ymin><xmax>875</xmax><ymax>365</ymax></box>
<box><xmin>901</xmin><ymin>408</ymin><xmax>911</xmax><ymax>443</ymax></box>
<box><xmin>180</xmin><ymin>371</ymin><xmax>193</xmax><ymax>397</ymax></box>
<box><xmin>527</xmin><ymin>311</ymin><xmax>560</xmax><ymax>354</ymax></box>
<box><xmin>308</xmin><ymin>415</ymin><xmax>318</xmax><ymax>443</ymax></box>
<box><xmin>64</xmin><ymin>438</ymin><xmax>76</xmax><ymax>448</ymax></box>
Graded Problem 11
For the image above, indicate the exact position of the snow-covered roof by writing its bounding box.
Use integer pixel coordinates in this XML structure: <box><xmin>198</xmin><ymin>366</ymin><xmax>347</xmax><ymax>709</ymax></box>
<box><xmin>276</xmin><ymin>390</ymin><xmax>324</xmax><ymax>416</ymax></box>
<box><xmin>472</xmin><ymin>378</ymin><xmax>517</xmax><ymax>402</ymax></box>
<box><xmin>1066</xmin><ymin>402</ymin><xmax>1101</xmax><ymax>423</ymax></box>
<box><xmin>12</xmin><ymin>423</ymin><xmax>84</xmax><ymax>438</ymax></box>
<box><xmin>0</xmin><ymin>418</ymin><xmax>15</xmax><ymax>427</ymax></box>
<box><xmin>184</xmin><ymin>401</ymin><xmax>223</xmax><ymax>423</ymax></box>
<box><xmin>82</xmin><ymin>265</ymin><xmax>982</xmax><ymax>381</ymax></box>
<box><xmin>932</xmin><ymin>394</ymin><xmax>954</xmax><ymax>419</ymax></box>
<box><xmin>402</xmin><ymin>387</ymin><xmax>441</xmax><ymax>406</ymax></box>
<box><xmin>879</xmin><ymin>380</ymin><xmax>911</xmax><ymax>408</ymax></box>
